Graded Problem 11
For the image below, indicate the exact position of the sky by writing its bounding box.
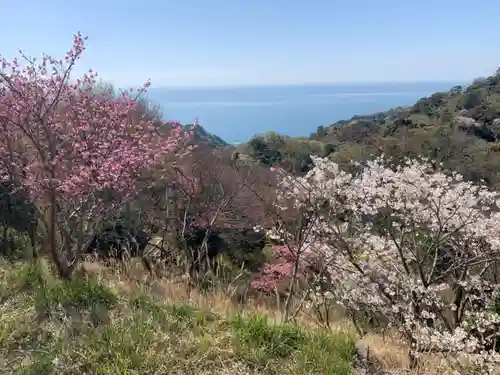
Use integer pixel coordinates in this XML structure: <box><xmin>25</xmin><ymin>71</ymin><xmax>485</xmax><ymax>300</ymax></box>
<box><xmin>1</xmin><ymin>0</ymin><xmax>499</xmax><ymax>88</ymax></box>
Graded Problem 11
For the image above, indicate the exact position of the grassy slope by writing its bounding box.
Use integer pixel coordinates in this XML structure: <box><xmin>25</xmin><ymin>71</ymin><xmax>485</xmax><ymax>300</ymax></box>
<box><xmin>0</xmin><ymin>260</ymin><xmax>355</xmax><ymax>375</ymax></box>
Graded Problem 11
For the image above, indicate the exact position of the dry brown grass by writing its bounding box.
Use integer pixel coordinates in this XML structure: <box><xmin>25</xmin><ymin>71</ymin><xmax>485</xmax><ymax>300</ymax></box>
<box><xmin>357</xmin><ymin>333</ymin><xmax>455</xmax><ymax>375</ymax></box>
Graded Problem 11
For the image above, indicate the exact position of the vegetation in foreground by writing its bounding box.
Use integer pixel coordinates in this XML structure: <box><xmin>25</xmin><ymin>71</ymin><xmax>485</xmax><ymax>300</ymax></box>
<box><xmin>0</xmin><ymin>259</ymin><xmax>356</xmax><ymax>375</ymax></box>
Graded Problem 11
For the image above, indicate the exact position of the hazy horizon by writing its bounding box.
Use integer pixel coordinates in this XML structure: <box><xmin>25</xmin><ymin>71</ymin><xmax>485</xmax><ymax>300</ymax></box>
<box><xmin>149</xmin><ymin>80</ymin><xmax>466</xmax><ymax>90</ymax></box>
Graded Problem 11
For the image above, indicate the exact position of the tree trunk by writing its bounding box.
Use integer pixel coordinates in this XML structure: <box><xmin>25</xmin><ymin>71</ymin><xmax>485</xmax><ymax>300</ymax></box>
<box><xmin>282</xmin><ymin>247</ymin><xmax>301</xmax><ymax>323</ymax></box>
<box><xmin>48</xmin><ymin>194</ymin><xmax>73</xmax><ymax>280</ymax></box>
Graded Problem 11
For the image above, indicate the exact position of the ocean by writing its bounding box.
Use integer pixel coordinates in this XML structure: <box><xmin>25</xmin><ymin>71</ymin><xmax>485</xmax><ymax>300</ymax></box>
<box><xmin>148</xmin><ymin>82</ymin><xmax>459</xmax><ymax>144</ymax></box>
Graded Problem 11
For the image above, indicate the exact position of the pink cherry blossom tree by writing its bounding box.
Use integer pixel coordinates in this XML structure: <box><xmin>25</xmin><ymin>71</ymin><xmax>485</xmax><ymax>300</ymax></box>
<box><xmin>0</xmin><ymin>33</ymin><xmax>191</xmax><ymax>279</ymax></box>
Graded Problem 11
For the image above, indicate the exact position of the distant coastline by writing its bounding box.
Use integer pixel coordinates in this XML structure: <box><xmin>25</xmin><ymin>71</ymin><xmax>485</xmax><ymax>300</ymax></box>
<box><xmin>148</xmin><ymin>82</ymin><xmax>461</xmax><ymax>144</ymax></box>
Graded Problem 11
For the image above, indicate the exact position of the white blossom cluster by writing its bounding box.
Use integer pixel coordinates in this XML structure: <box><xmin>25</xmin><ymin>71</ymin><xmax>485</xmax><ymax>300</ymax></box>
<box><xmin>272</xmin><ymin>155</ymin><xmax>500</xmax><ymax>371</ymax></box>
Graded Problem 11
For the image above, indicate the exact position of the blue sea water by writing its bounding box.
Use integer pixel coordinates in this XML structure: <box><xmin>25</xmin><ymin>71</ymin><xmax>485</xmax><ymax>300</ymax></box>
<box><xmin>148</xmin><ymin>82</ymin><xmax>459</xmax><ymax>144</ymax></box>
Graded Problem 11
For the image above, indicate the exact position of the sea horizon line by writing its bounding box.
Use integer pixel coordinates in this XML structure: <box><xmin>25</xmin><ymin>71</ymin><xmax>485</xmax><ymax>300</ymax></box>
<box><xmin>148</xmin><ymin>80</ymin><xmax>467</xmax><ymax>91</ymax></box>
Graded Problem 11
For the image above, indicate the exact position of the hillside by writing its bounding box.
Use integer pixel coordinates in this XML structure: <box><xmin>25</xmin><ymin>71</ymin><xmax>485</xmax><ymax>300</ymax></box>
<box><xmin>239</xmin><ymin>69</ymin><xmax>500</xmax><ymax>182</ymax></box>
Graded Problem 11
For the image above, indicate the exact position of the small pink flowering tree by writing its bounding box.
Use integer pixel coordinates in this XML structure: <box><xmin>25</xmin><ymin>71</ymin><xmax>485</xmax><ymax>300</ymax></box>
<box><xmin>251</xmin><ymin>165</ymin><xmax>333</xmax><ymax>323</ymax></box>
<box><xmin>250</xmin><ymin>241</ymin><xmax>326</xmax><ymax>323</ymax></box>
<box><xmin>263</xmin><ymin>155</ymin><xmax>500</xmax><ymax>371</ymax></box>
<box><xmin>251</xmin><ymin>244</ymin><xmax>305</xmax><ymax>294</ymax></box>
<box><xmin>0</xmin><ymin>33</ymin><xmax>190</xmax><ymax>279</ymax></box>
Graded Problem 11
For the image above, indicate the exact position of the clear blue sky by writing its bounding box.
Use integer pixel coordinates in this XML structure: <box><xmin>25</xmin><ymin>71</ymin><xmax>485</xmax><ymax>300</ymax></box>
<box><xmin>1</xmin><ymin>0</ymin><xmax>499</xmax><ymax>87</ymax></box>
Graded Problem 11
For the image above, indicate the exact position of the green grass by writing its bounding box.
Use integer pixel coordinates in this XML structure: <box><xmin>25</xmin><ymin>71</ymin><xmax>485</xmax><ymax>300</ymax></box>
<box><xmin>0</xmin><ymin>260</ymin><xmax>356</xmax><ymax>375</ymax></box>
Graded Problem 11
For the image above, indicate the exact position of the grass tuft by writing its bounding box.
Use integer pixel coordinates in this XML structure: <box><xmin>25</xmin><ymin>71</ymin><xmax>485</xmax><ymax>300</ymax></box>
<box><xmin>230</xmin><ymin>313</ymin><xmax>355</xmax><ymax>374</ymax></box>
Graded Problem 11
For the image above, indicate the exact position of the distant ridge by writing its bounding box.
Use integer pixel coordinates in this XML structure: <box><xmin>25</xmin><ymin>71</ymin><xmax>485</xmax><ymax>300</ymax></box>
<box><xmin>182</xmin><ymin>123</ymin><xmax>231</xmax><ymax>148</ymax></box>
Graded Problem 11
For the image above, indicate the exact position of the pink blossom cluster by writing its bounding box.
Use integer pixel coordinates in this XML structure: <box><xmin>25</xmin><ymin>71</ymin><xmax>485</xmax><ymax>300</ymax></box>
<box><xmin>263</xmin><ymin>154</ymin><xmax>500</xmax><ymax>371</ymax></box>
<box><xmin>251</xmin><ymin>244</ymin><xmax>319</xmax><ymax>293</ymax></box>
<box><xmin>0</xmin><ymin>32</ymin><xmax>191</xmax><ymax>201</ymax></box>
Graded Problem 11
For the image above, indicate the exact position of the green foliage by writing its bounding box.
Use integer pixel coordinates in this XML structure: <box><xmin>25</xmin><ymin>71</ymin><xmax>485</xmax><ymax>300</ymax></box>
<box><xmin>323</xmin><ymin>143</ymin><xmax>336</xmax><ymax>156</ymax></box>
<box><xmin>411</xmin><ymin>92</ymin><xmax>447</xmax><ymax>116</ymax></box>
<box><xmin>246</xmin><ymin>132</ymin><xmax>325</xmax><ymax>174</ymax></box>
<box><xmin>449</xmin><ymin>85</ymin><xmax>463</xmax><ymax>95</ymax></box>
<box><xmin>458</xmin><ymin>89</ymin><xmax>484</xmax><ymax>110</ymax></box>
<box><xmin>247</xmin><ymin>134</ymin><xmax>284</xmax><ymax>165</ymax></box>
<box><xmin>314</xmin><ymin>125</ymin><xmax>328</xmax><ymax>138</ymax></box>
